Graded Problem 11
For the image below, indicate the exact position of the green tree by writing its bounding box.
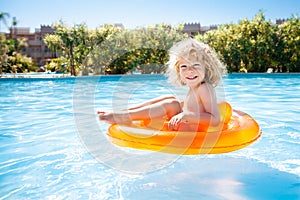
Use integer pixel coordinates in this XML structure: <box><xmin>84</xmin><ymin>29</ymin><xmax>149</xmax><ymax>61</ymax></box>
<box><xmin>197</xmin><ymin>11</ymin><xmax>282</xmax><ymax>73</ymax></box>
<box><xmin>93</xmin><ymin>23</ymin><xmax>187</xmax><ymax>74</ymax></box>
<box><xmin>80</xmin><ymin>24</ymin><xmax>121</xmax><ymax>75</ymax></box>
<box><xmin>46</xmin><ymin>22</ymin><xmax>121</xmax><ymax>75</ymax></box>
<box><xmin>53</xmin><ymin>22</ymin><xmax>77</xmax><ymax>75</ymax></box>
<box><xmin>0</xmin><ymin>12</ymin><xmax>10</xmax><ymax>32</ymax></box>
<box><xmin>277</xmin><ymin>15</ymin><xmax>300</xmax><ymax>72</ymax></box>
<box><xmin>44</xmin><ymin>13</ymin><xmax>299</xmax><ymax>74</ymax></box>
<box><xmin>0</xmin><ymin>33</ymin><xmax>9</xmax><ymax>75</ymax></box>
<box><xmin>44</xmin><ymin>34</ymin><xmax>61</xmax><ymax>58</ymax></box>
<box><xmin>1</xmin><ymin>37</ymin><xmax>36</xmax><ymax>73</ymax></box>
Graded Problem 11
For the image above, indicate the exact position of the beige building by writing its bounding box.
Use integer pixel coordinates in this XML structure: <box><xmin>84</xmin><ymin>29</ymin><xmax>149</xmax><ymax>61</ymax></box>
<box><xmin>183</xmin><ymin>23</ymin><xmax>218</xmax><ymax>37</ymax></box>
<box><xmin>7</xmin><ymin>25</ymin><xmax>56</xmax><ymax>67</ymax></box>
<box><xmin>183</xmin><ymin>19</ymin><xmax>286</xmax><ymax>37</ymax></box>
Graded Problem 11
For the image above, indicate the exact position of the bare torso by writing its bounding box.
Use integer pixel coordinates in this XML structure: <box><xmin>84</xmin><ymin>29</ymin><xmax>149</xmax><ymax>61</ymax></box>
<box><xmin>182</xmin><ymin>86</ymin><xmax>205</xmax><ymax>114</ymax></box>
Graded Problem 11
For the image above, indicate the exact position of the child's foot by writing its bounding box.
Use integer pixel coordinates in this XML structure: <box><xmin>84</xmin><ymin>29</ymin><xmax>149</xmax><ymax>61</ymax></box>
<box><xmin>97</xmin><ymin>111</ymin><xmax>115</xmax><ymax>124</ymax></box>
<box><xmin>97</xmin><ymin>111</ymin><xmax>131</xmax><ymax>125</ymax></box>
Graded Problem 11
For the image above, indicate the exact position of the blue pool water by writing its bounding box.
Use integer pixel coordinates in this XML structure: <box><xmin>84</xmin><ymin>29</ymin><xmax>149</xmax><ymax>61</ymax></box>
<box><xmin>0</xmin><ymin>74</ymin><xmax>300</xmax><ymax>199</ymax></box>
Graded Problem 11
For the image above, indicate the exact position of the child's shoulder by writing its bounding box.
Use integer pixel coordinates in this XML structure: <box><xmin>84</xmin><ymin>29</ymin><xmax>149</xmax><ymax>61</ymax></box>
<box><xmin>197</xmin><ymin>82</ymin><xmax>214</xmax><ymax>94</ymax></box>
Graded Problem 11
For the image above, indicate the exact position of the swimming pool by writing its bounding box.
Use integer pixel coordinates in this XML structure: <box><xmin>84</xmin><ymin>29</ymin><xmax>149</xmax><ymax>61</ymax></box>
<box><xmin>0</xmin><ymin>74</ymin><xmax>299</xmax><ymax>199</ymax></box>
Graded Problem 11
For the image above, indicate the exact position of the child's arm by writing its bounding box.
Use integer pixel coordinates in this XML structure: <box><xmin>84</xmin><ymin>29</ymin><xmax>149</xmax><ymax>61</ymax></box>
<box><xmin>181</xmin><ymin>109</ymin><xmax>220</xmax><ymax>126</ymax></box>
<box><xmin>168</xmin><ymin>85</ymin><xmax>220</xmax><ymax>130</ymax></box>
<box><xmin>168</xmin><ymin>109</ymin><xmax>220</xmax><ymax>131</ymax></box>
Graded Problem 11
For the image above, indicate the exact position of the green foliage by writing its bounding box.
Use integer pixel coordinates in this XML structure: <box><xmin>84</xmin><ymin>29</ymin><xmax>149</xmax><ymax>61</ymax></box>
<box><xmin>45</xmin><ymin>22</ymin><xmax>187</xmax><ymax>75</ymax></box>
<box><xmin>45</xmin><ymin>11</ymin><xmax>300</xmax><ymax>75</ymax></box>
<box><xmin>0</xmin><ymin>12</ymin><xmax>10</xmax><ymax>32</ymax></box>
<box><xmin>0</xmin><ymin>33</ymin><xmax>37</xmax><ymax>74</ymax></box>
<box><xmin>45</xmin><ymin>22</ymin><xmax>121</xmax><ymax>75</ymax></box>
<box><xmin>276</xmin><ymin>15</ymin><xmax>300</xmax><ymax>72</ymax></box>
<box><xmin>0</xmin><ymin>33</ymin><xmax>9</xmax><ymax>74</ymax></box>
<box><xmin>89</xmin><ymin>24</ymin><xmax>187</xmax><ymax>74</ymax></box>
<box><xmin>46</xmin><ymin>12</ymin><xmax>298</xmax><ymax>75</ymax></box>
<box><xmin>196</xmin><ymin>12</ymin><xmax>300</xmax><ymax>73</ymax></box>
<box><xmin>45</xmin><ymin>57</ymin><xmax>68</xmax><ymax>73</ymax></box>
<box><xmin>2</xmin><ymin>11</ymin><xmax>297</xmax><ymax>75</ymax></box>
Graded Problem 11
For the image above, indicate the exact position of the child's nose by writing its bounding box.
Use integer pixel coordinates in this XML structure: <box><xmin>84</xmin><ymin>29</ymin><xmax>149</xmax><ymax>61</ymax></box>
<box><xmin>187</xmin><ymin>66</ymin><xmax>195</xmax><ymax>71</ymax></box>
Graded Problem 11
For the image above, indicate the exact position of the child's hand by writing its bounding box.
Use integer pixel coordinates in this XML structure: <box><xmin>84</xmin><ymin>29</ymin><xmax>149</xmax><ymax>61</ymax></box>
<box><xmin>168</xmin><ymin>113</ymin><xmax>185</xmax><ymax>130</ymax></box>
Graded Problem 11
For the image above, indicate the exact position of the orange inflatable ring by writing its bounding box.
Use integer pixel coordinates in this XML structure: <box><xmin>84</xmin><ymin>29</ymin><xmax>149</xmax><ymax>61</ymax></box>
<box><xmin>107</xmin><ymin>102</ymin><xmax>262</xmax><ymax>154</ymax></box>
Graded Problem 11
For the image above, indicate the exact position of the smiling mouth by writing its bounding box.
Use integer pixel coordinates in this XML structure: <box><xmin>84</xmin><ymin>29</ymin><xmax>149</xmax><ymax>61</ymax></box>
<box><xmin>186</xmin><ymin>76</ymin><xmax>198</xmax><ymax>80</ymax></box>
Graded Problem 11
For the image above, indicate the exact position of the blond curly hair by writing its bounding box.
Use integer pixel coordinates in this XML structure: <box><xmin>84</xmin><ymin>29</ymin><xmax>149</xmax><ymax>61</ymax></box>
<box><xmin>166</xmin><ymin>38</ymin><xmax>226</xmax><ymax>87</ymax></box>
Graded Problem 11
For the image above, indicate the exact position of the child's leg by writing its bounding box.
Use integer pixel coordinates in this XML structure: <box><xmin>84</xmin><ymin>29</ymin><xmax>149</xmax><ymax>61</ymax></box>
<box><xmin>128</xmin><ymin>95</ymin><xmax>177</xmax><ymax>110</ymax></box>
<box><xmin>98</xmin><ymin>97</ymin><xmax>182</xmax><ymax>125</ymax></box>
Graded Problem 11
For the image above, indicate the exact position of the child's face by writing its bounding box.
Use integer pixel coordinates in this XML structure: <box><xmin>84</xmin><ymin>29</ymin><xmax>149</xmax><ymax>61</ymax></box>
<box><xmin>178</xmin><ymin>58</ymin><xmax>205</xmax><ymax>87</ymax></box>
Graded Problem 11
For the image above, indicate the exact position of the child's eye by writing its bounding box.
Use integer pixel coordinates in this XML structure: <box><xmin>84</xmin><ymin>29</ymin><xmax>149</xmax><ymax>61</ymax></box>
<box><xmin>180</xmin><ymin>65</ymin><xmax>187</xmax><ymax>69</ymax></box>
<box><xmin>193</xmin><ymin>64</ymin><xmax>201</xmax><ymax>69</ymax></box>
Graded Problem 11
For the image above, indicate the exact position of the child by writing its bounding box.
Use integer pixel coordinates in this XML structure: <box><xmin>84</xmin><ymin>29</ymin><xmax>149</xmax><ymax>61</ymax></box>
<box><xmin>98</xmin><ymin>38</ymin><xmax>226</xmax><ymax>131</ymax></box>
